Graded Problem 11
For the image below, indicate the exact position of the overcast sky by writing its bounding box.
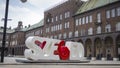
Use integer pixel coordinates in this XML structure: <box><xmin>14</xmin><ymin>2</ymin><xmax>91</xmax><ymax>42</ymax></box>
<box><xmin>0</xmin><ymin>0</ymin><xmax>87</xmax><ymax>29</ymax></box>
<box><xmin>0</xmin><ymin>0</ymin><xmax>64</xmax><ymax>28</ymax></box>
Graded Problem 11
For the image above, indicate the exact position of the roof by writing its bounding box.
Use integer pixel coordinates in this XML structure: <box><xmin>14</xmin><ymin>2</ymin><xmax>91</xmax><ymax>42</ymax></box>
<box><xmin>0</xmin><ymin>29</ymin><xmax>15</xmax><ymax>33</ymax></box>
<box><xmin>76</xmin><ymin>0</ymin><xmax>119</xmax><ymax>15</ymax></box>
<box><xmin>0</xmin><ymin>19</ymin><xmax>44</xmax><ymax>33</ymax></box>
<box><xmin>21</xmin><ymin>19</ymin><xmax>44</xmax><ymax>31</ymax></box>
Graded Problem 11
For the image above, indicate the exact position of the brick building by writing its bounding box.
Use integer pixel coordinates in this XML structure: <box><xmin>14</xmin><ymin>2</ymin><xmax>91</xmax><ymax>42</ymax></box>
<box><xmin>0</xmin><ymin>0</ymin><xmax>120</xmax><ymax>61</ymax></box>
<box><xmin>74</xmin><ymin>0</ymin><xmax>120</xmax><ymax>61</ymax></box>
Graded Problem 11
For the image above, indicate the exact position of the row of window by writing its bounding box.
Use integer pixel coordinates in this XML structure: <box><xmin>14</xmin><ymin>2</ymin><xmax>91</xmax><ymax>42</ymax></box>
<box><xmin>97</xmin><ymin>7</ymin><xmax>120</xmax><ymax>23</ymax></box>
<box><xmin>47</xmin><ymin>11</ymin><xmax>70</xmax><ymax>23</ymax></box>
<box><xmin>25</xmin><ymin>30</ymin><xmax>43</xmax><ymax>38</ymax></box>
<box><xmin>75</xmin><ymin>15</ymin><xmax>92</xmax><ymax>26</ymax></box>
<box><xmin>75</xmin><ymin>7</ymin><xmax>120</xmax><ymax>26</ymax></box>
<box><xmin>106</xmin><ymin>7</ymin><xmax>120</xmax><ymax>19</ymax></box>
<box><xmin>10</xmin><ymin>41</ymin><xmax>17</xmax><ymax>46</ymax></box>
<box><xmin>46</xmin><ymin>22</ymin><xmax>70</xmax><ymax>33</ymax></box>
<box><xmin>49</xmin><ymin>22</ymin><xmax>120</xmax><ymax>39</ymax></box>
<box><xmin>24</xmin><ymin>22</ymin><xmax>120</xmax><ymax>40</ymax></box>
<box><xmin>50</xmin><ymin>32</ymin><xmax>72</xmax><ymax>39</ymax></box>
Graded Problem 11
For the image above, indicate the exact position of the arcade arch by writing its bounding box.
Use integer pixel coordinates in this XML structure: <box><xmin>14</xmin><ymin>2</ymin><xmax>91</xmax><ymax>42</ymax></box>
<box><xmin>94</xmin><ymin>38</ymin><xmax>102</xmax><ymax>60</ymax></box>
<box><xmin>104</xmin><ymin>36</ymin><xmax>113</xmax><ymax>60</ymax></box>
<box><xmin>85</xmin><ymin>39</ymin><xmax>92</xmax><ymax>59</ymax></box>
<box><xmin>116</xmin><ymin>35</ymin><xmax>120</xmax><ymax>60</ymax></box>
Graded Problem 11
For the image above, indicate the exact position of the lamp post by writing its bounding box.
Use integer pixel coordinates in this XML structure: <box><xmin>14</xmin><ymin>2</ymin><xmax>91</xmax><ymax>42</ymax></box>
<box><xmin>1</xmin><ymin>0</ymin><xmax>10</xmax><ymax>63</ymax></box>
<box><xmin>0</xmin><ymin>0</ymin><xmax>27</xmax><ymax>63</ymax></box>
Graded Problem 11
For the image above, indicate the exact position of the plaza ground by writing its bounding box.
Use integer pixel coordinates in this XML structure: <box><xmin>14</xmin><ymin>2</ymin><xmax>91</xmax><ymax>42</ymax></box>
<box><xmin>0</xmin><ymin>57</ymin><xmax>120</xmax><ymax>68</ymax></box>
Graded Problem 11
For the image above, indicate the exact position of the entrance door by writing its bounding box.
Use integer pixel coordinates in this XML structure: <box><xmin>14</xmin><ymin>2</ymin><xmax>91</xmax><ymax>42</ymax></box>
<box><xmin>118</xmin><ymin>45</ymin><xmax>120</xmax><ymax>60</ymax></box>
<box><xmin>116</xmin><ymin>35</ymin><xmax>120</xmax><ymax>61</ymax></box>
<box><xmin>106</xmin><ymin>48</ymin><xmax>113</xmax><ymax>60</ymax></box>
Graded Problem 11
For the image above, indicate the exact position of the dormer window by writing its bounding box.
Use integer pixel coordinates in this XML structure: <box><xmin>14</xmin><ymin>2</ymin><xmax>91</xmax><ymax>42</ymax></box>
<box><xmin>46</xmin><ymin>13</ymin><xmax>52</xmax><ymax>23</ymax></box>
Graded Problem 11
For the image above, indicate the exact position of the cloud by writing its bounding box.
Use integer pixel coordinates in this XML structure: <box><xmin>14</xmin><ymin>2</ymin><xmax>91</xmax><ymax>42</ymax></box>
<box><xmin>7</xmin><ymin>5</ymin><xmax>41</xmax><ymax>28</ymax></box>
<box><xmin>9</xmin><ymin>5</ymin><xmax>30</xmax><ymax>13</ymax></box>
<box><xmin>0</xmin><ymin>0</ymin><xmax>65</xmax><ymax>28</ymax></box>
<box><xmin>28</xmin><ymin>0</ymin><xmax>63</xmax><ymax>10</ymax></box>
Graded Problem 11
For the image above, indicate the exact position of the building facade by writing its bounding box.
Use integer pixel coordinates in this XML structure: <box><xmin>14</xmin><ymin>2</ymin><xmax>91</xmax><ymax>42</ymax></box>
<box><xmin>74</xmin><ymin>0</ymin><xmax>120</xmax><ymax>60</ymax></box>
<box><xmin>44</xmin><ymin>0</ymin><xmax>83</xmax><ymax>39</ymax></box>
<box><xmin>0</xmin><ymin>0</ymin><xmax>120</xmax><ymax>61</ymax></box>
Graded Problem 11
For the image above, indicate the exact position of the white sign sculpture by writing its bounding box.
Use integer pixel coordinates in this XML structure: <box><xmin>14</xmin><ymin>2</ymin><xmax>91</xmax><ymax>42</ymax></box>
<box><xmin>24</xmin><ymin>36</ymin><xmax>84</xmax><ymax>60</ymax></box>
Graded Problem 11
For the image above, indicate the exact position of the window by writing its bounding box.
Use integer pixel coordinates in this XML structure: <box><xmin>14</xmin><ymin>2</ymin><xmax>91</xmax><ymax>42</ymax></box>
<box><xmin>111</xmin><ymin>9</ymin><xmax>115</xmax><ymax>17</ymax></box>
<box><xmin>82</xmin><ymin>17</ymin><xmax>85</xmax><ymax>24</ymax></box>
<box><xmin>65</xmin><ymin>22</ymin><xmax>67</xmax><ymax>28</ymax></box>
<box><xmin>75</xmin><ymin>19</ymin><xmax>79</xmax><ymax>26</ymax></box>
<box><xmin>69</xmin><ymin>32</ymin><xmax>72</xmax><ymax>38</ymax></box>
<box><xmin>51</xmin><ymin>18</ymin><xmax>54</xmax><ymax>22</ymax></box>
<box><xmin>57</xmin><ymin>25</ymin><xmax>60</xmax><ymax>30</ymax></box>
<box><xmin>65</xmin><ymin>13</ymin><xmax>67</xmax><ymax>18</ymax></box>
<box><xmin>51</xmin><ymin>26</ymin><xmax>53</xmax><ymax>32</ymax></box>
<box><xmin>117</xmin><ymin>7</ymin><xmax>120</xmax><ymax>16</ymax></box>
<box><xmin>12</xmin><ymin>41</ymin><xmax>15</xmax><ymax>45</ymax></box>
<box><xmin>59</xmin><ymin>34</ymin><xmax>62</xmax><ymax>39</ymax></box>
<box><xmin>86</xmin><ymin>16</ymin><xmax>88</xmax><ymax>24</ymax></box>
<box><xmin>53</xmin><ymin>26</ymin><xmax>55</xmax><ymax>31</ymax></box>
<box><xmin>63</xmin><ymin>33</ymin><xmax>67</xmax><ymax>39</ymax></box>
<box><xmin>80</xmin><ymin>29</ymin><xmax>85</xmax><ymax>36</ymax></box>
<box><xmin>56</xmin><ymin>16</ymin><xmax>58</xmax><ymax>21</ymax></box>
<box><xmin>50</xmin><ymin>36</ymin><xmax>53</xmax><ymax>39</ymax></box>
<box><xmin>60</xmin><ymin>24</ymin><xmax>62</xmax><ymax>30</ymax></box>
<box><xmin>60</xmin><ymin>14</ymin><xmax>62</xmax><ymax>20</ymax></box>
<box><xmin>97</xmin><ymin>26</ymin><xmax>101</xmax><ymax>34</ymax></box>
<box><xmin>0</xmin><ymin>41</ymin><xmax>2</xmax><ymax>45</ymax></box>
<box><xmin>106</xmin><ymin>10</ymin><xmax>110</xmax><ymax>19</ymax></box>
<box><xmin>55</xmin><ymin>25</ymin><xmax>56</xmax><ymax>31</ymax></box>
<box><xmin>75</xmin><ymin>31</ymin><xmax>78</xmax><ymax>37</ymax></box>
<box><xmin>83</xmin><ymin>29</ymin><xmax>86</xmax><ymax>36</ymax></box>
<box><xmin>65</xmin><ymin>22</ymin><xmax>69</xmax><ymax>29</ymax></box>
<box><xmin>46</xmin><ymin>28</ymin><xmax>49</xmax><ymax>33</ymax></box>
<box><xmin>89</xmin><ymin>15</ymin><xmax>92</xmax><ymax>23</ymax></box>
<box><xmin>54</xmin><ymin>35</ymin><xmax>57</xmax><ymax>39</ymax></box>
<box><xmin>52</xmin><ymin>26</ymin><xmax>54</xmax><ymax>32</ymax></box>
<box><xmin>105</xmin><ymin>24</ymin><xmax>111</xmax><ymax>32</ymax></box>
<box><xmin>67</xmin><ymin>12</ymin><xmax>70</xmax><ymax>18</ymax></box>
<box><xmin>47</xmin><ymin>18</ymin><xmax>50</xmax><ymax>22</ymax></box>
<box><xmin>80</xmin><ymin>30</ymin><xmax>82</xmax><ymax>36</ymax></box>
<box><xmin>35</xmin><ymin>30</ymin><xmax>40</xmax><ymax>35</ymax></box>
<box><xmin>88</xmin><ymin>28</ymin><xmax>93</xmax><ymax>35</ymax></box>
<box><xmin>97</xmin><ymin>13</ymin><xmax>101</xmax><ymax>23</ymax></box>
<box><xmin>55</xmin><ymin>25</ymin><xmax>57</xmax><ymax>31</ymax></box>
<box><xmin>41</xmin><ymin>30</ymin><xmax>43</xmax><ymax>34</ymax></box>
<box><xmin>116</xmin><ymin>22</ymin><xmax>120</xmax><ymax>31</ymax></box>
<box><xmin>79</xmin><ymin>18</ymin><xmax>81</xmax><ymax>25</ymax></box>
<box><xmin>67</xmin><ymin>22</ymin><xmax>70</xmax><ymax>28</ymax></box>
<box><xmin>65</xmin><ymin>11</ymin><xmax>70</xmax><ymax>18</ymax></box>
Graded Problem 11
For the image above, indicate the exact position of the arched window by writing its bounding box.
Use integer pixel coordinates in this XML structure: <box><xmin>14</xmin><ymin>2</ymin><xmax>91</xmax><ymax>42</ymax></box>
<box><xmin>88</xmin><ymin>27</ymin><xmax>93</xmax><ymax>35</ymax></box>
<box><xmin>97</xmin><ymin>26</ymin><xmax>101</xmax><ymax>34</ymax></box>
<box><xmin>116</xmin><ymin>22</ymin><xmax>120</xmax><ymax>31</ymax></box>
<box><xmin>63</xmin><ymin>33</ymin><xmax>67</xmax><ymax>39</ymax></box>
<box><xmin>69</xmin><ymin>32</ymin><xmax>72</xmax><ymax>38</ymax></box>
<box><xmin>105</xmin><ymin>24</ymin><xmax>111</xmax><ymax>32</ymax></box>
<box><xmin>75</xmin><ymin>31</ymin><xmax>78</xmax><ymax>37</ymax></box>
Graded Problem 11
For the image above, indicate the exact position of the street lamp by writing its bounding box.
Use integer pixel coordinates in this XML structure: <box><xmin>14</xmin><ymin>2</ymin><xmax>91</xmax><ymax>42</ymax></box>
<box><xmin>0</xmin><ymin>0</ymin><xmax>27</xmax><ymax>63</ymax></box>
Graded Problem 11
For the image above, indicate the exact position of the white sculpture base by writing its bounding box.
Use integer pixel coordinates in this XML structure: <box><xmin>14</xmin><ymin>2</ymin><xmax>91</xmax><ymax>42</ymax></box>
<box><xmin>101</xmin><ymin>57</ymin><xmax>106</xmax><ymax>61</ymax></box>
<box><xmin>113</xmin><ymin>58</ymin><xmax>119</xmax><ymax>61</ymax></box>
<box><xmin>91</xmin><ymin>57</ymin><xmax>96</xmax><ymax>61</ymax></box>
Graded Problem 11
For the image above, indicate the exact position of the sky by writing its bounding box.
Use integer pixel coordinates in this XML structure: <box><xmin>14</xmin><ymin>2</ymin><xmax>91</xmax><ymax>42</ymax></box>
<box><xmin>0</xmin><ymin>0</ymin><xmax>87</xmax><ymax>29</ymax></box>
